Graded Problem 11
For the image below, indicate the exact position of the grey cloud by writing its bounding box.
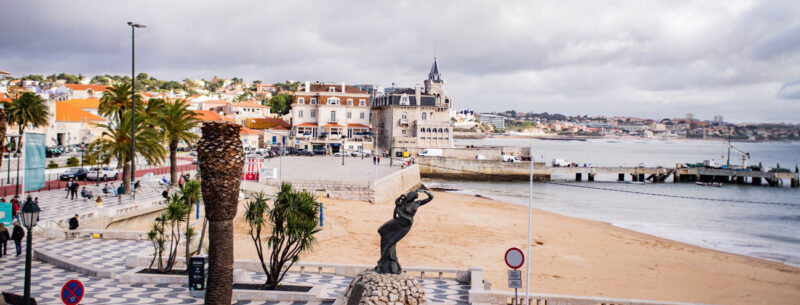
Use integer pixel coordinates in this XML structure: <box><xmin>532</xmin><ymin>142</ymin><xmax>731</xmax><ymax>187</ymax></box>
<box><xmin>777</xmin><ymin>79</ymin><xmax>800</xmax><ymax>99</ymax></box>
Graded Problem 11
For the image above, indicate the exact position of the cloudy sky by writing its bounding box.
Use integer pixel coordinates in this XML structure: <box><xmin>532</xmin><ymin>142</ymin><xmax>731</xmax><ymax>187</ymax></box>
<box><xmin>2</xmin><ymin>0</ymin><xmax>800</xmax><ymax>123</ymax></box>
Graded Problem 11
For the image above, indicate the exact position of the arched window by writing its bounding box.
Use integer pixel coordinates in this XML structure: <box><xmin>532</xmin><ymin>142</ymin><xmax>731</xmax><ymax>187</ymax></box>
<box><xmin>420</xmin><ymin>128</ymin><xmax>424</xmax><ymax>133</ymax></box>
<box><xmin>426</xmin><ymin>128</ymin><xmax>431</xmax><ymax>133</ymax></box>
<box><xmin>444</xmin><ymin>128</ymin><xmax>449</xmax><ymax>133</ymax></box>
<box><xmin>438</xmin><ymin>128</ymin><xmax>443</xmax><ymax>133</ymax></box>
<box><xmin>421</xmin><ymin>112</ymin><xmax>427</xmax><ymax>120</ymax></box>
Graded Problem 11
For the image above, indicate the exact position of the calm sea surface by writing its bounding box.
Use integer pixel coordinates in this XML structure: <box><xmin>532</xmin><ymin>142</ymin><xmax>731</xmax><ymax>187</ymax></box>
<box><xmin>424</xmin><ymin>138</ymin><xmax>800</xmax><ymax>266</ymax></box>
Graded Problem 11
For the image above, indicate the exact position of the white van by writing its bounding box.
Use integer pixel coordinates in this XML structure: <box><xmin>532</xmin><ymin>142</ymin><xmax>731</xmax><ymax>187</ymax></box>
<box><xmin>418</xmin><ymin>149</ymin><xmax>443</xmax><ymax>157</ymax></box>
<box><xmin>552</xmin><ymin>158</ymin><xmax>571</xmax><ymax>167</ymax></box>
<box><xmin>502</xmin><ymin>155</ymin><xmax>521</xmax><ymax>162</ymax></box>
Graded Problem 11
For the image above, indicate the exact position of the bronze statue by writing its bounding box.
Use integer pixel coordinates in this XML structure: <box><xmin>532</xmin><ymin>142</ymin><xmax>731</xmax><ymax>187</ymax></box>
<box><xmin>375</xmin><ymin>189</ymin><xmax>433</xmax><ymax>274</ymax></box>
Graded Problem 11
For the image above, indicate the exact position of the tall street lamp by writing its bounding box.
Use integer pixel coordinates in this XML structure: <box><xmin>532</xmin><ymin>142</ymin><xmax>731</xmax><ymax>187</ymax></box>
<box><xmin>128</xmin><ymin>21</ymin><xmax>146</xmax><ymax>199</ymax></box>
<box><xmin>20</xmin><ymin>196</ymin><xmax>40</xmax><ymax>305</ymax></box>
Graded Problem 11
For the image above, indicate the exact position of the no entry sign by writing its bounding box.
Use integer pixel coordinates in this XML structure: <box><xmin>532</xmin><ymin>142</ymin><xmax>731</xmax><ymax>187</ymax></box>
<box><xmin>61</xmin><ymin>279</ymin><xmax>84</xmax><ymax>305</ymax></box>
<box><xmin>505</xmin><ymin>247</ymin><xmax>524</xmax><ymax>269</ymax></box>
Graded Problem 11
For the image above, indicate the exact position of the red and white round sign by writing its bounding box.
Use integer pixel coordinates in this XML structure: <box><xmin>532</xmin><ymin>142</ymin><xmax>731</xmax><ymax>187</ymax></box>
<box><xmin>505</xmin><ymin>247</ymin><xmax>524</xmax><ymax>269</ymax></box>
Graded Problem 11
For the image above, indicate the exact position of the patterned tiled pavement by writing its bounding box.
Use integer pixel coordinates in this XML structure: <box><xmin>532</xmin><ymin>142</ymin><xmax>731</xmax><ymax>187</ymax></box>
<box><xmin>1</xmin><ymin>237</ymin><xmax>469</xmax><ymax>304</ymax></box>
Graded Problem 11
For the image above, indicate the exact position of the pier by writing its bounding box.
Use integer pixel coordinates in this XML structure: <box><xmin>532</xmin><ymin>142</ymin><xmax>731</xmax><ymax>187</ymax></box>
<box><xmin>417</xmin><ymin>157</ymin><xmax>799</xmax><ymax>187</ymax></box>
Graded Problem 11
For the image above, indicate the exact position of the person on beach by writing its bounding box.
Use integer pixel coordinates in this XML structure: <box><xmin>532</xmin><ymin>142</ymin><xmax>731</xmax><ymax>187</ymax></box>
<box><xmin>11</xmin><ymin>221</ymin><xmax>24</xmax><ymax>256</ymax></box>
<box><xmin>0</xmin><ymin>223</ymin><xmax>9</xmax><ymax>258</ymax></box>
<box><xmin>68</xmin><ymin>214</ymin><xmax>79</xmax><ymax>230</ymax></box>
<box><xmin>375</xmin><ymin>189</ymin><xmax>434</xmax><ymax>274</ymax></box>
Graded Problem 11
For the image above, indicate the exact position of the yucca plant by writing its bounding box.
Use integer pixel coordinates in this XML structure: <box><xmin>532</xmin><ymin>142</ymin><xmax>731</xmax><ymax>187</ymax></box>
<box><xmin>198</xmin><ymin>122</ymin><xmax>244</xmax><ymax>304</ymax></box>
<box><xmin>245</xmin><ymin>185</ymin><xmax>321</xmax><ymax>290</ymax></box>
<box><xmin>147</xmin><ymin>216</ymin><xmax>167</xmax><ymax>271</ymax></box>
<box><xmin>181</xmin><ymin>179</ymin><xmax>202</xmax><ymax>263</ymax></box>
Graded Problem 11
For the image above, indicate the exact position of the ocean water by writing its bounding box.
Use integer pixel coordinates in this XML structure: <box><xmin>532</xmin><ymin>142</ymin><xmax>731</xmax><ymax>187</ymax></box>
<box><xmin>424</xmin><ymin>138</ymin><xmax>800</xmax><ymax>266</ymax></box>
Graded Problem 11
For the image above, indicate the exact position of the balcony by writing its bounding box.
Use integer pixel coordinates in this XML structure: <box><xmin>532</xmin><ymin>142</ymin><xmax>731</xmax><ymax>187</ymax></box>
<box><xmin>329</xmin><ymin>118</ymin><xmax>339</xmax><ymax>124</ymax></box>
<box><xmin>399</xmin><ymin>118</ymin><xmax>409</xmax><ymax>126</ymax></box>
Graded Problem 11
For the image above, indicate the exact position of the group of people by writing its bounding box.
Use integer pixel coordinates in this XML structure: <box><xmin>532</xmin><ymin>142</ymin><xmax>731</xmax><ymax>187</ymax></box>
<box><xmin>0</xmin><ymin>222</ymin><xmax>25</xmax><ymax>258</ymax></box>
<box><xmin>65</xmin><ymin>178</ymin><xmax>81</xmax><ymax>200</ymax></box>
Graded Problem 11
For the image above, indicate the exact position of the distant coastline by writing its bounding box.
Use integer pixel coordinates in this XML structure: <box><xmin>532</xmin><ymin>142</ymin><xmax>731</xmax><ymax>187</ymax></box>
<box><xmin>488</xmin><ymin>134</ymin><xmax>800</xmax><ymax>144</ymax></box>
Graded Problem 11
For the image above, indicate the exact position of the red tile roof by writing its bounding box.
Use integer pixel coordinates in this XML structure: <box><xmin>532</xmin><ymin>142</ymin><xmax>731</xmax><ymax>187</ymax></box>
<box><xmin>347</xmin><ymin>123</ymin><xmax>370</xmax><ymax>128</ymax></box>
<box><xmin>322</xmin><ymin>124</ymin><xmax>344</xmax><ymax>128</ymax></box>
<box><xmin>296</xmin><ymin>123</ymin><xmax>317</xmax><ymax>127</ymax></box>
<box><xmin>64</xmin><ymin>84</ymin><xmax>109</xmax><ymax>92</ymax></box>
<box><xmin>56</xmin><ymin>102</ymin><xmax>105</xmax><ymax>122</ymax></box>
<box><xmin>305</xmin><ymin>84</ymin><xmax>367</xmax><ymax>94</ymax></box>
<box><xmin>194</xmin><ymin>110</ymin><xmax>223</xmax><ymax>122</ymax></box>
<box><xmin>239</xmin><ymin>127</ymin><xmax>262</xmax><ymax>135</ymax></box>
<box><xmin>244</xmin><ymin>118</ymin><xmax>290</xmax><ymax>130</ymax></box>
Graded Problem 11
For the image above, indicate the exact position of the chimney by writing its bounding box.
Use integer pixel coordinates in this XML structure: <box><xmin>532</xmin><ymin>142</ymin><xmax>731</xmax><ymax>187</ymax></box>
<box><xmin>415</xmin><ymin>84</ymin><xmax>421</xmax><ymax>97</ymax></box>
<box><xmin>341</xmin><ymin>82</ymin><xmax>346</xmax><ymax>93</ymax></box>
<box><xmin>305</xmin><ymin>81</ymin><xmax>310</xmax><ymax>93</ymax></box>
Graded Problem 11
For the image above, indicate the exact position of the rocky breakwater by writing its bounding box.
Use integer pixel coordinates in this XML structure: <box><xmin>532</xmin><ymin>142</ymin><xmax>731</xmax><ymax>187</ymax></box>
<box><xmin>340</xmin><ymin>271</ymin><xmax>427</xmax><ymax>305</ymax></box>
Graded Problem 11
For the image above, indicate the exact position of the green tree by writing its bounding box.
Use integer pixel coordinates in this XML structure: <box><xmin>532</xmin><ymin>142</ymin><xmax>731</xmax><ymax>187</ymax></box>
<box><xmin>244</xmin><ymin>184</ymin><xmax>321</xmax><ymax>290</ymax></box>
<box><xmin>89</xmin><ymin>110</ymin><xmax>165</xmax><ymax>194</ymax></box>
<box><xmin>160</xmin><ymin>99</ymin><xmax>200</xmax><ymax>186</ymax></box>
<box><xmin>163</xmin><ymin>192</ymin><xmax>188</xmax><ymax>272</ymax></box>
<box><xmin>3</xmin><ymin>92</ymin><xmax>50</xmax><ymax>158</ymax></box>
<box><xmin>267</xmin><ymin>94</ymin><xmax>293</xmax><ymax>116</ymax></box>
<box><xmin>181</xmin><ymin>180</ymin><xmax>202</xmax><ymax>263</ymax></box>
<box><xmin>66</xmin><ymin>157</ymin><xmax>80</xmax><ymax>167</ymax></box>
<box><xmin>99</xmin><ymin>83</ymin><xmax>142</xmax><ymax>120</ymax></box>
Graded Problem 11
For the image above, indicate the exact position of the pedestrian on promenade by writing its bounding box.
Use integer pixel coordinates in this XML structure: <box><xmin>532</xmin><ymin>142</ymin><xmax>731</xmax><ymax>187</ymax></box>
<box><xmin>110</xmin><ymin>183</ymin><xmax>118</xmax><ymax>196</ymax></box>
<box><xmin>66</xmin><ymin>178</ymin><xmax>74</xmax><ymax>199</ymax></box>
<box><xmin>70</xmin><ymin>181</ymin><xmax>80</xmax><ymax>200</ymax></box>
<box><xmin>95</xmin><ymin>196</ymin><xmax>103</xmax><ymax>207</ymax></box>
<box><xmin>377</xmin><ymin>156</ymin><xmax>381</xmax><ymax>164</ymax></box>
<box><xmin>68</xmin><ymin>214</ymin><xmax>79</xmax><ymax>230</ymax></box>
<box><xmin>133</xmin><ymin>180</ymin><xmax>141</xmax><ymax>191</ymax></box>
<box><xmin>10</xmin><ymin>196</ymin><xmax>20</xmax><ymax>222</ymax></box>
<box><xmin>0</xmin><ymin>223</ymin><xmax>9</xmax><ymax>258</ymax></box>
<box><xmin>178</xmin><ymin>174</ymin><xmax>185</xmax><ymax>189</ymax></box>
<box><xmin>373</xmin><ymin>155</ymin><xmax>377</xmax><ymax>165</ymax></box>
<box><xmin>11</xmin><ymin>221</ymin><xmax>24</xmax><ymax>256</ymax></box>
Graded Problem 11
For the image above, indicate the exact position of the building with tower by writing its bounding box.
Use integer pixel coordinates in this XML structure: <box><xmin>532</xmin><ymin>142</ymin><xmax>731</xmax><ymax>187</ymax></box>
<box><xmin>372</xmin><ymin>58</ymin><xmax>455</xmax><ymax>156</ymax></box>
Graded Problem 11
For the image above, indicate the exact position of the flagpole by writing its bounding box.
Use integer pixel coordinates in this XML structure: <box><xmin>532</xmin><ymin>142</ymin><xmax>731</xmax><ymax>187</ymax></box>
<box><xmin>525</xmin><ymin>145</ymin><xmax>532</xmax><ymax>305</ymax></box>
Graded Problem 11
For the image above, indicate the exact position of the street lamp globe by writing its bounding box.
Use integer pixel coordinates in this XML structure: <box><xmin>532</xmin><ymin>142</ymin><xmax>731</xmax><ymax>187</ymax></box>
<box><xmin>20</xmin><ymin>196</ymin><xmax>40</xmax><ymax>228</ymax></box>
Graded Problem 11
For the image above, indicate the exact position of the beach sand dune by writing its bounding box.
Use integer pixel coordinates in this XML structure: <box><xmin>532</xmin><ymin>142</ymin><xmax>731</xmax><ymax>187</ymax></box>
<box><xmin>226</xmin><ymin>191</ymin><xmax>800</xmax><ymax>305</ymax></box>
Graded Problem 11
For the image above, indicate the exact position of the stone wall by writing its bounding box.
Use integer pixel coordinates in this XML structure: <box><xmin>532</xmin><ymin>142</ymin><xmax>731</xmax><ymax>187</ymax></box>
<box><xmin>373</xmin><ymin>164</ymin><xmax>421</xmax><ymax>204</ymax></box>
<box><xmin>342</xmin><ymin>271</ymin><xmax>427</xmax><ymax>305</ymax></box>
<box><xmin>417</xmin><ymin>157</ymin><xmax>549</xmax><ymax>181</ymax></box>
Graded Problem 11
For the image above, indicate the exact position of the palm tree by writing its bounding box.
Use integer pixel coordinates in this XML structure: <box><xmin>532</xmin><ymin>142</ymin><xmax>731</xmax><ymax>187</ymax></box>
<box><xmin>99</xmin><ymin>83</ymin><xmax>142</xmax><ymax>120</ymax></box>
<box><xmin>90</xmin><ymin>110</ymin><xmax>165</xmax><ymax>194</ymax></box>
<box><xmin>160</xmin><ymin>99</ymin><xmax>200</xmax><ymax>186</ymax></box>
<box><xmin>4</xmin><ymin>92</ymin><xmax>49</xmax><ymax>154</ymax></box>
<box><xmin>198</xmin><ymin>122</ymin><xmax>244</xmax><ymax>305</ymax></box>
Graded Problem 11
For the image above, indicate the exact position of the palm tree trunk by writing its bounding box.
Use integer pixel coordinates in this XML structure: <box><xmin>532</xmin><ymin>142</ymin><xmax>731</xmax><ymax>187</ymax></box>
<box><xmin>206</xmin><ymin>219</ymin><xmax>234</xmax><ymax>303</ymax></box>
<box><xmin>122</xmin><ymin>162</ymin><xmax>131</xmax><ymax>194</ymax></box>
<box><xmin>199</xmin><ymin>122</ymin><xmax>244</xmax><ymax>305</ymax></box>
<box><xmin>170</xmin><ymin>141</ymin><xmax>178</xmax><ymax>187</ymax></box>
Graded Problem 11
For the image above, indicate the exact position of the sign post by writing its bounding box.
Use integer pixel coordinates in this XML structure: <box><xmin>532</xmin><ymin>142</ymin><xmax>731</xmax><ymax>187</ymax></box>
<box><xmin>505</xmin><ymin>247</ymin><xmax>524</xmax><ymax>305</ymax></box>
<box><xmin>61</xmin><ymin>279</ymin><xmax>84</xmax><ymax>305</ymax></box>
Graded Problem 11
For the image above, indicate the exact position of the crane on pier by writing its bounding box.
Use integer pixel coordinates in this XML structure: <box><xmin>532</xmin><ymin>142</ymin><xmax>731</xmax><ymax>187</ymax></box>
<box><xmin>728</xmin><ymin>144</ymin><xmax>750</xmax><ymax>168</ymax></box>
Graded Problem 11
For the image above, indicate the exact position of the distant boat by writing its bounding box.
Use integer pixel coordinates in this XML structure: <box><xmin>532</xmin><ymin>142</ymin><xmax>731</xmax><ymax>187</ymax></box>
<box><xmin>696</xmin><ymin>182</ymin><xmax>723</xmax><ymax>187</ymax></box>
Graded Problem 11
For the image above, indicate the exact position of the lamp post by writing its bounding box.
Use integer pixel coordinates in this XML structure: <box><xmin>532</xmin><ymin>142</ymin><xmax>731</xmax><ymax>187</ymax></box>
<box><xmin>20</xmin><ymin>196</ymin><xmax>40</xmax><ymax>305</ymax></box>
<box><xmin>128</xmin><ymin>21</ymin><xmax>146</xmax><ymax>200</ymax></box>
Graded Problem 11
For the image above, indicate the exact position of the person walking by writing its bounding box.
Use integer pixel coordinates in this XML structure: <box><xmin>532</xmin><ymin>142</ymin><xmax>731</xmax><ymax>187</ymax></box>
<box><xmin>68</xmin><ymin>214</ymin><xmax>79</xmax><ymax>230</ymax></box>
<box><xmin>70</xmin><ymin>181</ymin><xmax>80</xmax><ymax>200</ymax></box>
<box><xmin>0</xmin><ymin>223</ymin><xmax>9</xmax><ymax>258</ymax></box>
<box><xmin>11</xmin><ymin>221</ymin><xmax>24</xmax><ymax>256</ymax></box>
<box><xmin>66</xmin><ymin>178</ymin><xmax>74</xmax><ymax>199</ymax></box>
<box><xmin>10</xmin><ymin>196</ymin><xmax>20</xmax><ymax>223</ymax></box>
<box><xmin>373</xmin><ymin>155</ymin><xmax>377</xmax><ymax>165</ymax></box>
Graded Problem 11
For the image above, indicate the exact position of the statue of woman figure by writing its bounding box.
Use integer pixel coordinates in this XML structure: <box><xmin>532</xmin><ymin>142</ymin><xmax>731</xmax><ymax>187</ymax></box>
<box><xmin>375</xmin><ymin>189</ymin><xmax>434</xmax><ymax>274</ymax></box>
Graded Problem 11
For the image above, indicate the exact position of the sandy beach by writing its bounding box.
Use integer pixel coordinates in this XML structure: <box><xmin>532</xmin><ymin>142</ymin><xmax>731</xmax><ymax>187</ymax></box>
<box><xmin>225</xmin><ymin>191</ymin><xmax>800</xmax><ymax>305</ymax></box>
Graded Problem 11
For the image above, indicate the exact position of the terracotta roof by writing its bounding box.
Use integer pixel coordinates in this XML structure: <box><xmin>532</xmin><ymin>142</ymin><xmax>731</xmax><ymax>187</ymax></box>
<box><xmin>201</xmin><ymin>100</ymin><xmax>230</xmax><ymax>106</ymax></box>
<box><xmin>322</xmin><ymin>124</ymin><xmax>344</xmax><ymax>128</ymax></box>
<box><xmin>56</xmin><ymin>102</ymin><xmax>105</xmax><ymax>122</ymax></box>
<box><xmin>239</xmin><ymin>127</ymin><xmax>262</xmax><ymax>135</ymax></box>
<box><xmin>193</xmin><ymin>110</ymin><xmax>223</xmax><ymax>122</ymax></box>
<box><xmin>305</xmin><ymin>84</ymin><xmax>367</xmax><ymax>94</ymax></box>
<box><xmin>244</xmin><ymin>118</ymin><xmax>290</xmax><ymax>130</ymax></box>
<box><xmin>62</xmin><ymin>98</ymin><xmax>100</xmax><ymax>109</ymax></box>
<box><xmin>0</xmin><ymin>70</ymin><xmax>9</xmax><ymax>75</ymax></box>
<box><xmin>347</xmin><ymin>123</ymin><xmax>370</xmax><ymax>128</ymax></box>
<box><xmin>296</xmin><ymin>123</ymin><xmax>317</xmax><ymax>127</ymax></box>
<box><xmin>64</xmin><ymin>84</ymin><xmax>109</xmax><ymax>92</ymax></box>
<box><xmin>233</xmin><ymin>100</ymin><xmax>267</xmax><ymax>108</ymax></box>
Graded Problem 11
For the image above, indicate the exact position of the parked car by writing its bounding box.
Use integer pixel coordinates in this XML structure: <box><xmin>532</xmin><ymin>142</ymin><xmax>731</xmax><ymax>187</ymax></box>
<box><xmin>502</xmin><ymin>155</ymin><xmax>521</xmax><ymax>162</ymax></box>
<box><xmin>295</xmin><ymin>149</ymin><xmax>313</xmax><ymax>156</ymax></box>
<box><xmin>59</xmin><ymin>167</ymin><xmax>89</xmax><ymax>181</ymax></box>
<box><xmin>87</xmin><ymin>166</ymin><xmax>119</xmax><ymax>181</ymax></box>
<box><xmin>333</xmin><ymin>151</ymin><xmax>349</xmax><ymax>157</ymax></box>
<box><xmin>46</xmin><ymin>148</ymin><xmax>62</xmax><ymax>158</ymax></box>
<box><xmin>418</xmin><ymin>148</ymin><xmax>443</xmax><ymax>157</ymax></box>
<box><xmin>312</xmin><ymin>147</ymin><xmax>326</xmax><ymax>155</ymax></box>
<box><xmin>552</xmin><ymin>158</ymin><xmax>571</xmax><ymax>167</ymax></box>
<box><xmin>475</xmin><ymin>154</ymin><xmax>488</xmax><ymax>160</ymax></box>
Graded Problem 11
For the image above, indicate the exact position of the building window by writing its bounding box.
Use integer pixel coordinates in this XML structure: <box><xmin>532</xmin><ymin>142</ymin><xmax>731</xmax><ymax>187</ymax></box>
<box><xmin>298</xmin><ymin>110</ymin><xmax>303</xmax><ymax>118</ymax></box>
<box><xmin>420</xmin><ymin>128</ymin><xmax>424</xmax><ymax>133</ymax></box>
<box><xmin>311</xmin><ymin>98</ymin><xmax>317</xmax><ymax>104</ymax></box>
<box><xmin>402</xmin><ymin>129</ymin><xmax>407</xmax><ymax>136</ymax></box>
<box><xmin>360</xmin><ymin>112</ymin><xmax>365</xmax><ymax>119</ymax></box>
<box><xmin>444</xmin><ymin>128</ymin><xmax>449</xmax><ymax>133</ymax></box>
<box><xmin>331</xmin><ymin>111</ymin><xmax>336</xmax><ymax>122</ymax></box>
<box><xmin>401</xmin><ymin>112</ymin><xmax>407</xmax><ymax>120</ymax></box>
<box><xmin>311</xmin><ymin>110</ymin><xmax>316</xmax><ymax>118</ymax></box>
<box><xmin>329</xmin><ymin>87</ymin><xmax>336</xmax><ymax>92</ymax></box>
<box><xmin>347</xmin><ymin>99</ymin><xmax>353</xmax><ymax>106</ymax></box>
<box><xmin>422</xmin><ymin>112</ymin><xmax>427</xmax><ymax>120</ymax></box>
<box><xmin>347</xmin><ymin>112</ymin><xmax>352</xmax><ymax>119</ymax></box>
<box><xmin>298</xmin><ymin>97</ymin><xmax>304</xmax><ymax>104</ymax></box>
<box><xmin>329</xmin><ymin>97</ymin><xmax>340</xmax><ymax>105</ymax></box>
<box><xmin>400</xmin><ymin>96</ymin><xmax>409</xmax><ymax>105</ymax></box>
<box><xmin>359</xmin><ymin>99</ymin><xmax>366</xmax><ymax>106</ymax></box>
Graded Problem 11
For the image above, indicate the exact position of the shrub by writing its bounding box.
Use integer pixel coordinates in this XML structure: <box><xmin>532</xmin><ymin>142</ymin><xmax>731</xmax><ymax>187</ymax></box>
<box><xmin>66</xmin><ymin>157</ymin><xmax>80</xmax><ymax>167</ymax></box>
<box><xmin>47</xmin><ymin>161</ymin><xmax>59</xmax><ymax>168</ymax></box>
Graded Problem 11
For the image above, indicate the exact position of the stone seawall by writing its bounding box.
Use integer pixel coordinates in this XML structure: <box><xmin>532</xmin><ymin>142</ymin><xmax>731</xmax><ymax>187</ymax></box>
<box><xmin>417</xmin><ymin>157</ymin><xmax>549</xmax><ymax>181</ymax></box>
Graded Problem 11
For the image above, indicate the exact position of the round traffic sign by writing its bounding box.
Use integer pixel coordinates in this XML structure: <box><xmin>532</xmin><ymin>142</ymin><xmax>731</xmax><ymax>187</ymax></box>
<box><xmin>61</xmin><ymin>279</ymin><xmax>84</xmax><ymax>305</ymax></box>
<box><xmin>505</xmin><ymin>247</ymin><xmax>524</xmax><ymax>269</ymax></box>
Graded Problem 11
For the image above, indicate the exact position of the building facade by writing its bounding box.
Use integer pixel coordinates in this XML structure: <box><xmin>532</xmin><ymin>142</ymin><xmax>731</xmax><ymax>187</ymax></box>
<box><xmin>372</xmin><ymin>59</ymin><xmax>455</xmax><ymax>156</ymax></box>
<box><xmin>290</xmin><ymin>82</ymin><xmax>372</xmax><ymax>153</ymax></box>
<box><xmin>477</xmin><ymin>113</ymin><xmax>506</xmax><ymax>130</ymax></box>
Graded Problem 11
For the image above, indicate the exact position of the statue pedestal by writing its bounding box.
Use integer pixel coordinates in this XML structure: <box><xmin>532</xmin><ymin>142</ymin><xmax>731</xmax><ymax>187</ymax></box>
<box><xmin>338</xmin><ymin>271</ymin><xmax>427</xmax><ymax>305</ymax></box>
